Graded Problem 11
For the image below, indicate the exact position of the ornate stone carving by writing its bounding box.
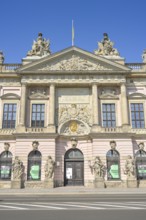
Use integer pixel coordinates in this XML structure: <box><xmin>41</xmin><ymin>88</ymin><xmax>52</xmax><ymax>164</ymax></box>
<box><xmin>4</xmin><ymin>142</ymin><xmax>10</xmax><ymax>151</ymax></box>
<box><xmin>99</xmin><ymin>87</ymin><xmax>119</xmax><ymax>99</ymax></box>
<box><xmin>71</xmin><ymin>138</ymin><xmax>78</xmax><ymax>148</ymax></box>
<box><xmin>59</xmin><ymin>120</ymin><xmax>90</xmax><ymax>135</ymax></box>
<box><xmin>124</xmin><ymin>155</ymin><xmax>135</xmax><ymax>178</ymax></box>
<box><xmin>29</xmin><ymin>87</ymin><xmax>48</xmax><ymax>99</ymax></box>
<box><xmin>27</xmin><ymin>33</ymin><xmax>51</xmax><ymax>57</ymax></box>
<box><xmin>89</xmin><ymin>156</ymin><xmax>105</xmax><ymax>179</ymax></box>
<box><xmin>94</xmin><ymin>33</ymin><xmax>120</xmax><ymax>56</ymax></box>
<box><xmin>110</xmin><ymin>140</ymin><xmax>117</xmax><ymax>150</ymax></box>
<box><xmin>32</xmin><ymin>141</ymin><xmax>39</xmax><ymax>151</ymax></box>
<box><xmin>44</xmin><ymin>156</ymin><xmax>55</xmax><ymax>179</ymax></box>
<box><xmin>58</xmin><ymin>104</ymin><xmax>92</xmax><ymax>126</ymax></box>
<box><xmin>39</xmin><ymin>55</ymin><xmax>111</xmax><ymax>71</ymax></box>
<box><xmin>12</xmin><ymin>156</ymin><xmax>23</xmax><ymax>180</ymax></box>
<box><xmin>30</xmin><ymin>87</ymin><xmax>47</xmax><ymax>95</ymax></box>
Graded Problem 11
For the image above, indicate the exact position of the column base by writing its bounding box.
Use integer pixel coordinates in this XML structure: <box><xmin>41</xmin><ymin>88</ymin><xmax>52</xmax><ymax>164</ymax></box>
<box><xmin>11</xmin><ymin>180</ymin><xmax>22</xmax><ymax>189</ymax></box>
<box><xmin>44</xmin><ymin>179</ymin><xmax>54</xmax><ymax>188</ymax></box>
<box><xmin>94</xmin><ymin>178</ymin><xmax>105</xmax><ymax>188</ymax></box>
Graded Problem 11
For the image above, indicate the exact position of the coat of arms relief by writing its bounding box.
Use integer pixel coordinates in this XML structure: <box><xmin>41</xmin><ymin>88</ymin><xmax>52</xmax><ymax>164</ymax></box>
<box><xmin>57</xmin><ymin>104</ymin><xmax>92</xmax><ymax>135</ymax></box>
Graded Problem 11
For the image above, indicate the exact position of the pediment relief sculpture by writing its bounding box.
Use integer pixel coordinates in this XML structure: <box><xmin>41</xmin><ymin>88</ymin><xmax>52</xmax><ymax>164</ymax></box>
<box><xmin>58</xmin><ymin>120</ymin><xmax>90</xmax><ymax>135</ymax></box>
<box><xmin>1</xmin><ymin>93</ymin><xmax>20</xmax><ymax>100</ymax></box>
<box><xmin>99</xmin><ymin>87</ymin><xmax>119</xmax><ymax>99</ymax></box>
<box><xmin>128</xmin><ymin>92</ymin><xmax>146</xmax><ymax>99</ymax></box>
<box><xmin>58</xmin><ymin>104</ymin><xmax>92</xmax><ymax>126</ymax></box>
<box><xmin>29</xmin><ymin>87</ymin><xmax>48</xmax><ymax>99</ymax></box>
<box><xmin>39</xmin><ymin>55</ymin><xmax>112</xmax><ymax>71</ymax></box>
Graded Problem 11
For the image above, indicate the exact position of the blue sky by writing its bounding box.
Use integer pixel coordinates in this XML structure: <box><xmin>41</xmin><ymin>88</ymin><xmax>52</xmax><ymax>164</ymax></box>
<box><xmin>0</xmin><ymin>0</ymin><xmax>146</xmax><ymax>63</ymax></box>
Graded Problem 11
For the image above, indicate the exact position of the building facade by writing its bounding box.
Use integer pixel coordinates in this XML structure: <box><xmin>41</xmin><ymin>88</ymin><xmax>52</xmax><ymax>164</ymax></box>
<box><xmin>0</xmin><ymin>33</ymin><xmax>146</xmax><ymax>189</ymax></box>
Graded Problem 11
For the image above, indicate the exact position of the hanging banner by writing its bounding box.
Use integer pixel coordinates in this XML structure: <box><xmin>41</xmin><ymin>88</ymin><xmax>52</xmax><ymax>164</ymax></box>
<box><xmin>1</xmin><ymin>166</ymin><xmax>10</xmax><ymax>178</ymax></box>
<box><xmin>109</xmin><ymin>164</ymin><xmax>119</xmax><ymax>179</ymax></box>
<box><xmin>30</xmin><ymin>165</ymin><xmax>40</xmax><ymax>179</ymax></box>
<box><xmin>138</xmin><ymin>164</ymin><xmax>146</xmax><ymax>176</ymax></box>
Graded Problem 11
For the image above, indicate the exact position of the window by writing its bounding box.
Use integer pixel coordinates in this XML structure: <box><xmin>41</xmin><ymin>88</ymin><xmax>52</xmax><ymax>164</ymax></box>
<box><xmin>135</xmin><ymin>150</ymin><xmax>146</xmax><ymax>180</ymax></box>
<box><xmin>27</xmin><ymin>150</ymin><xmax>42</xmax><ymax>180</ymax></box>
<box><xmin>31</xmin><ymin>104</ymin><xmax>45</xmax><ymax>127</ymax></box>
<box><xmin>0</xmin><ymin>151</ymin><xmax>12</xmax><ymax>180</ymax></box>
<box><xmin>130</xmin><ymin>103</ymin><xmax>145</xmax><ymax>128</ymax></box>
<box><xmin>106</xmin><ymin>149</ymin><xmax>120</xmax><ymax>180</ymax></box>
<box><xmin>2</xmin><ymin>104</ymin><xmax>17</xmax><ymax>128</ymax></box>
<box><xmin>102</xmin><ymin>104</ymin><xmax>116</xmax><ymax>127</ymax></box>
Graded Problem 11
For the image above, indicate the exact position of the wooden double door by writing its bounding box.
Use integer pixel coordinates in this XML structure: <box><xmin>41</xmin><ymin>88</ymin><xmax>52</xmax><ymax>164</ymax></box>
<box><xmin>65</xmin><ymin>161</ymin><xmax>84</xmax><ymax>186</ymax></box>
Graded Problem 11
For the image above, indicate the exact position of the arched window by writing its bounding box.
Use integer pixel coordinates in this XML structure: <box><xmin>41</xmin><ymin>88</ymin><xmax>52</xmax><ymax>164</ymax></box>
<box><xmin>0</xmin><ymin>151</ymin><xmax>12</xmax><ymax>180</ymax></box>
<box><xmin>106</xmin><ymin>149</ymin><xmax>120</xmax><ymax>180</ymax></box>
<box><xmin>135</xmin><ymin>150</ymin><xmax>146</xmax><ymax>180</ymax></box>
<box><xmin>27</xmin><ymin>150</ymin><xmax>42</xmax><ymax>180</ymax></box>
<box><xmin>65</xmin><ymin>149</ymin><xmax>84</xmax><ymax>160</ymax></box>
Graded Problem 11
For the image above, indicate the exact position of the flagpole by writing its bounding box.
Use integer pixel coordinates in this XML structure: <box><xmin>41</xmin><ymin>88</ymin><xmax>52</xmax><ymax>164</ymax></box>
<box><xmin>72</xmin><ymin>20</ymin><xmax>74</xmax><ymax>46</ymax></box>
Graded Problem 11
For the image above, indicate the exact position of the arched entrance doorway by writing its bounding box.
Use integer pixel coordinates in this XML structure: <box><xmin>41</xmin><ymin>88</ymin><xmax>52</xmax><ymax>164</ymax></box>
<box><xmin>64</xmin><ymin>149</ymin><xmax>84</xmax><ymax>186</ymax></box>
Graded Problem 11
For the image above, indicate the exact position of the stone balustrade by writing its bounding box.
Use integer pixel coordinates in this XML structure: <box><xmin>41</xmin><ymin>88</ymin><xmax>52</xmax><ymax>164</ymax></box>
<box><xmin>0</xmin><ymin>64</ymin><xmax>22</xmax><ymax>72</ymax></box>
<box><xmin>125</xmin><ymin>63</ymin><xmax>146</xmax><ymax>71</ymax></box>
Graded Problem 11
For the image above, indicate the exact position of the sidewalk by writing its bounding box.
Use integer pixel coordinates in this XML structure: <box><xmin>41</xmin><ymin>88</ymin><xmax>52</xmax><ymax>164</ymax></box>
<box><xmin>0</xmin><ymin>186</ymin><xmax>146</xmax><ymax>195</ymax></box>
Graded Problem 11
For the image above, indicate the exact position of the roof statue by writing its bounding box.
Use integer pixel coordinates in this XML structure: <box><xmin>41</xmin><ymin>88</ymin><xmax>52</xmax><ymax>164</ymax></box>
<box><xmin>27</xmin><ymin>33</ymin><xmax>51</xmax><ymax>57</ymax></box>
<box><xmin>142</xmin><ymin>49</ymin><xmax>146</xmax><ymax>63</ymax></box>
<box><xmin>0</xmin><ymin>51</ymin><xmax>4</xmax><ymax>64</ymax></box>
<box><xmin>94</xmin><ymin>33</ymin><xmax>120</xmax><ymax>57</ymax></box>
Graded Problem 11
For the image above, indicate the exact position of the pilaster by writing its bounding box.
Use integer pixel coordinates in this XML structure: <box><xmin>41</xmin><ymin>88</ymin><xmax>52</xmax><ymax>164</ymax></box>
<box><xmin>48</xmin><ymin>84</ymin><xmax>56</xmax><ymax>133</ymax></box>
<box><xmin>91</xmin><ymin>84</ymin><xmax>100</xmax><ymax>132</ymax></box>
<box><xmin>121</xmin><ymin>83</ymin><xmax>129</xmax><ymax>129</ymax></box>
<box><xmin>16</xmin><ymin>84</ymin><xmax>27</xmax><ymax>132</ymax></box>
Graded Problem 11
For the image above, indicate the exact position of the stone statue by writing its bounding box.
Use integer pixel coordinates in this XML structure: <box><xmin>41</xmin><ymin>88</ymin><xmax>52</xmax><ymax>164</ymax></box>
<box><xmin>32</xmin><ymin>141</ymin><xmax>39</xmax><ymax>151</ymax></box>
<box><xmin>12</xmin><ymin>156</ymin><xmax>23</xmax><ymax>180</ymax></box>
<box><xmin>44</xmin><ymin>156</ymin><xmax>55</xmax><ymax>179</ymax></box>
<box><xmin>89</xmin><ymin>156</ymin><xmax>105</xmax><ymax>179</ymax></box>
<box><xmin>0</xmin><ymin>51</ymin><xmax>4</xmax><ymax>64</ymax></box>
<box><xmin>4</xmin><ymin>142</ymin><xmax>10</xmax><ymax>151</ymax></box>
<box><xmin>124</xmin><ymin>155</ymin><xmax>135</xmax><ymax>178</ymax></box>
<box><xmin>94</xmin><ymin>33</ymin><xmax>120</xmax><ymax>56</ymax></box>
<box><xmin>142</xmin><ymin>49</ymin><xmax>146</xmax><ymax>63</ymax></box>
<box><xmin>27</xmin><ymin>33</ymin><xmax>51</xmax><ymax>57</ymax></box>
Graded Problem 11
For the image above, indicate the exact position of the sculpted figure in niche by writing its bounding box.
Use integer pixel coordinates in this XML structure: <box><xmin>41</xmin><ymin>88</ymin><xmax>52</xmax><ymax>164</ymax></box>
<box><xmin>124</xmin><ymin>155</ymin><xmax>135</xmax><ymax>178</ymax></box>
<box><xmin>44</xmin><ymin>156</ymin><xmax>55</xmax><ymax>179</ymax></box>
<box><xmin>12</xmin><ymin>156</ymin><xmax>23</xmax><ymax>180</ymax></box>
<box><xmin>89</xmin><ymin>156</ymin><xmax>105</xmax><ymax>179</ymax></box>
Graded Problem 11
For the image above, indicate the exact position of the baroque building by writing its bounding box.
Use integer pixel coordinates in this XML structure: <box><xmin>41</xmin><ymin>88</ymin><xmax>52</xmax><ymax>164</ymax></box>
<box><xmin>0</xmin><ymin>32</ymin><xmax>146</xmax><ymax>189</ymax></box>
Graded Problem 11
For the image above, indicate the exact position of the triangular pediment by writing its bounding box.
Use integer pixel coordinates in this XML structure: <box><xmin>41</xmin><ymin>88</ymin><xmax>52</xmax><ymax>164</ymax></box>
<box><xmin>17</xmin><ymin>47</ymin><xmax>131</xmax><ymax>73</ymax></box>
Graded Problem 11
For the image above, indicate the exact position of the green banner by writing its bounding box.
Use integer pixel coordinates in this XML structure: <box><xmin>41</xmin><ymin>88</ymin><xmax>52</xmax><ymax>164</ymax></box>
<box><xmin>1</xmin><ymin>166</ymin><xmax>10</xmax><ymax>177</ymax></box>
<box><xmin>30</xmin><ymin>165</ymin><xmax>40</xmax><ymax>179</ymax></box>
<box><xmin>109</xmin><ymin>164</ymin><xmax>119</xmax><ymax>179</ymax></box>
<box><xmin>138</xmin><ymin>165</ymin><xmax>146</xmax><ymax>174</ymax></box>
